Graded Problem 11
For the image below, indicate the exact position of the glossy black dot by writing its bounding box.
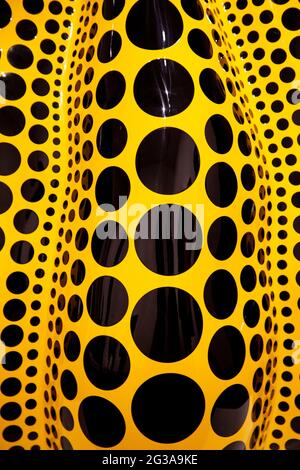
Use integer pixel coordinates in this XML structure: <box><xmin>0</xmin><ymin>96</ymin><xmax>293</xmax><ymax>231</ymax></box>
<box><xmin>29</xmin><ymin>125</ymin><xmax>48</xmax><ymax>144</ymax></box>
<box><xmin>0</xmin><ymin>73</ymin><xmax>26</xmax><ymax>100</ymax></box>
<box><xmin>64</xmin><ymin>331</ymin><xmax>80</xmax><ymax>362</ymax></box>
<box><xmin>211</xmin><ymin>385</ymin><xmax>249</xmax><ymax>437</ymax></box>
<box><xmin>60</xmin><ymin>370</ymin><xmax>77</xmax><ymax>400</ymax></box>
<box><xmin>205</xmin><ymin>162</ymin><xmax>237</xmax><ymax>207</ymax></box>
<box><xmin>0</xmin><ymin>1</ymin><xmax>12</xmax><ymax>29</ymax></box>
<box><xmin>204</xmin><ymin>269</ymin><xmax>237</xmax><ymax>319</ymax></box>
<box><xmin>200</xmin><ymin>69</ymin><xmax>225</xmax><ymax>104</ymax></box>
<box><xmin>21</xmin><ymin>179</ymin><xmax>45</xmax><ymax>202</ymax></box>
<box><xmin>7</xmin><ymin>45</ymin><xmax>33</xmax><ymax>69</ymax></box>
<box><xmin>181</xmin><ymin>0</ymin><xmax>204</xmax><ymax>19</ymax></box>
<box><xmin>290</xmin><ymin>37</ymin><xmax>300</xmax><ymax>59</ymax></box>
<box><xmin>207</xmin><ymin>216</ymin><xmax>237</xmax><ymax>260</ymax></box>
<box><xmin>49</xmin><ymin>1</ymin><xmax>62</xmax><ymax>14</ymax></box>
<box><xmin>0</xmin><ymin>143</ymin><xmax>21</xmax><ymax>175</ymax></box>
<box><xmin>3</xmin><ymin>299</ymin><xmax>26</xmax><ymax>321</ymax></box>
<box><xmin>132</xmin><ymin>374</ymin><xmax>205</xmax><ymax>443</ymax></box>
<box><xmin>0</xmin><ymin>227</ymin><xmax>4</xmax><ymax>251</ymax></box>
<box><xmin>134</xmin><ymin>59</ymin><xmax>194</xmax><ymax>117</ymax></box>
<box><xmin>1</xmin><ymin>402</ymin><xmax>22</xmax><ymax>421</ymax></box>
<box><xmin>28</xmin><ymin>151</ymin><xmax>49</xmax><ymax>171</ymax></box>
<box><xmin>97</xmin><ymin>119</ymin><xmax>127</xmax><ymax>158</ymax></box>
<box><xmin>223</xmin><ymin>441</ymin><xmax>246</xmax><ymax>450</ymax></box>
<box><xmin>79</xmin><ymin>396</ymin><xmax>125</xmax><ymax>447</ymax></box>
<box><xmin>97</xmin><ymin>30</ymin><xmax>121</xmax><ymax>63</ymax></box>
<box><xmin>242</xmin><ymin>199</ymin><xmax>256</xmax><ymax>224</ymax></box>
<box><xmin>96</xmin><ymin>166</ymin><xmax>130</xmax><ymax>211</ymax></box>
<box><xmin>208</xmin><ymin>326</ymin><xmax>245</xmax><ymax>379</ymax></box>
<box><xmin>96</xmin><ymin>71</ymin><xmax>125</xmax><ymax>109</ymax></box>
<box><xmin>87</xmin><ymin>276</ymin><xmax>128</xmax><ymax>326</ymax></box>
<box><xmin>1</xmin><ymin>325</ymin><xmax>24</xmax><ymax>347</ymax></box>
<box><xmin>205</xmin><ymin>115</ymin><xmax>233</xmax><ymax>153</ymax></box>
<box><xmin>1</xmin><ymin>378</ymin><xmax>22</xmax><ymax>397</ymax></box>
<box><xmin>67</xmin><ymin>295</ymin><xmax>83</xmax><ymax>322</ymax></box>
<box><xmin>45</xmin><ymin>19</ymin><xmax>59</xmax><ymax>34</ymax></box>
<box><xmin>71</xmin><ymin>259</ymin><xmax>85</xmax><ymax>286</ymax></box>
<box><xmin>6</xmin><ymin>272</ymin><xmax>29</xmax><ymax>294</ymax></box>
<box><xmin>240</xmin><ymin>265</ymin><xmax>257</xmax><ymax>292</ymax></box>
<box><xmin>92</xmin><ymin>221</ymin><xmax>128</xmax><ymax>267</ymax></box>
<box><xmin>188</xmin><ymin>29</ymin><xmax>213</xmax><ymax>58</ymax></box>
<box><xmin>126</xmin><ymin>0</ymin><xmax>183</xmax><ymax>50</ymax></box>
<box><xmin>135</xmin><ymin>204</ymin><xmax>202</xmax><ymax>275</ymax></box>
<box><xmin>60</xmin><ymin>407</ymin><xmax>74</xmax><ymax>431</ymax></box>
<box><xmin>136</xmin><ymin>127</ymin><xmax>200</xmax><ymax>195</ymax></box>
<box><xmin>285</xmin><ymin>439</ymin><xmax>300</xmax><ymax>450</ymax></box>
<box><xmin>0</xmin><ymin>182</ymin><xmax>13</xmax><ymax>214</ymax></box>
<box><xmin>0</xmin><ymin>106</ymin><xmax>25</xmax><ymax>136</ymax></box>
<box><xmin>40</xmin><ymin>39</ymin><xmax>56</xmax><ymax>54</ymax></box>
<box><xmin>2</xmin><ymin>425</ymin><xmax>23</xmax><ymax>442</ymax></box>
<box><xmin>238</xmin><ymin>130</ymin><xmax>252</xmax><ymax>156</ymax></box>
<box><xmin>241</xmin><ymin>164</ymin><xmax>256</xmax><ymax>190</ymax></box>
<box><xmin>84</xmin><ymin>336</ymin><xmax>130</xmax><ymax>390</ymax></box>
<box><xmin>291</xmin><ymin>417</ymin><xmax>300</xmax><ymax>434</ymax></box>
<box><xmin>32</xmin><ymin>78</ymin><xmax>49</xmax><ymax>96</ymax></box>
<box><xmin>14</xmin><ymin>209</ymin><xmax>39</xmax><ymax>234</ymax></box>
<box><xmin>241</xmin><ymin>232</ymin><xmax>255</xmax><ymax>258</ymax></box>
<box><xmin>131</xmin><ymin>287</ymin><xmax>202</xmax><ymax>363</ymax></box>
<box><xmin>2</xmin><ymin>351</ymin><xmax>23</xmax><ymax>371</ymax></box>
<box><xmin>31</xmin><ymin>102</ymin><xmax>49</xmax><ymax>120</ymax></box>
<box><xmin>282</xmin><ymin>8</ymin><xmax>300</xmax><ymax>31</ymax></box>
<box><xmin>102</xmin><ymin>0</ymin><xmax>125</xmax><ymax>20</ymax></box>
<box><xmin>10</xmin><ymin>241</ymin><xmax>34</xmax><ymax>264</ymax></box>
<box><xmin>23</xmin><ymin>0</ymin><xmax>44</xmax><ymax>14</ymax></box>
<box><xmin>16</xmin><ymin>19</ymin><xmax>37</xmax><ymax>40</ymax></box>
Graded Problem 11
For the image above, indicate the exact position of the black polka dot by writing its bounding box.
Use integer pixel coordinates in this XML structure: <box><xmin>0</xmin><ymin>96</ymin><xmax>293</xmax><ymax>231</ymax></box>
<box><xmin>96</xmin><ymin>166</ymin><xmax>130</xmax><ymax>211</ymax></box>
<box><xmin>23</xmin><ymin>0</ymin><xmax>44</xmax><ymax>14</ymax></box>
<box><xmin>97</xmin><ymin>30</ymin><xmax>121</xmax><ymax>63</ymax></box>
<box><xmin>79</xmin><ymin>396</ymin><xmax>125</xmax><ymax>447</ymax></box>
<box><xmin>211</xmin><ymin>385</ymin><xmax>249</xmax><ymax>437</ymax></box>
<box><xmin>205</xmin><ymin>162</ymin><xmax>237</xmax><ymax>207</ymax></box>
<box><xmin>200</xmin><ymin>69</ymin><xmax>225</xmax><ymax>104</ymax></box>
<box><xmin>21</xmin><ymin>179</ymin><xmax>45</xmax><ymax>202</ymax></box>
<box><xmin>282</xmin><ymin>8</ymin><xmax>300</xmax><ymax>31</ymax></box>
<box><xmin>87</xmin><ymin>276</ymin><xmax>128</xmax><ymax>326</ymax></box>
<box><xmin>60</xmin><ymin>436</ymin><xmax>73</xmax><ymax>450</ymax></box>
<box><xmin>223</xmin><ymin>441</ymin><xmax>246</xmax><ymax>450</ymax></box>
<box><xmin>0</xmin><ymin>73</ymin><xmax>26</xmax><ymax>100</ymax></box>
<box><xmin>134</xmin><ymin>59</ymin><xmax>194</xmax><ymax>117</ymax></box>
<box><xmin>290</xmin><ymin>37</ymin><xmax>300</xmax><ymax>59</ymax></box>
<box><xmin>243</xmin><ymin>300</ymin><xmax>260</xmax><ymax>328</ymax></box>
<box><xmin>14</xmin><ymin>209</ymin><xmax>39</xmax><ymax>234</ymax></box>
<box><xmin>136</xmin><ymin>127</ymin><xmax>200</xmax><ymax>195</ymax></box>
<box><xmin>1</xmin><ymin>402</ymin><xmax>22</xmax><ymax>421</ymax></box>
<box><xmin>84</xmin><ymin>336</ymin><xmax>130</xmax><ymax>390</ymax></box>
<box><xmin>60</xmin><ymin>407</ymin><xmax>74</xmax><ymax>431</ymax></box>
<box><xmin>135</xmin><ymin>205</ymin><xmax>202</xmax><ymax>275</ymax></box>
<box><xmin>238</xmin><ymin>130</ymin><xmax>252</xmax><ymax>156</ymax></box>
<box><xmin>67</xmin><ymin>295</ymin><xmax>83</xmax><ymax>322</ymax></box>
<box><xmin>205</xmin><ymin>115</ymin><xmax>233</xmax><ymax>153</ymax></box>
<box><xmin>242</xmin><ymin>199</ymin><xmax>256</xmax><ymax>224</ymax></box>
<box><xmin>64</xmin><ymin>331</ymin><xmax>80</xmax><ymax>362</ymax></box>
<box><xmin>32</xmin><ymin>78</ymin><xmax>49</xmax><ymax>96</ymax></box>
<box><xmin>0</xmin><ymin>182</ymin><xmax>13</xmax><ymax>214</ymax></box>
<box><xmin>1</xmin><ymin>378</ymin><xmax>22</xmax><ymax>396</ymax></box>
<box><xmin>31</xmin><ymin>102</ymin><xmax>49</xmax><ymax>120</ymax></box>
<box><xmin>3</xmin><ymin>299</ymin><xmax>26</xmax><ymax>321</ymax></box>
<box><xmin>10</xmin><ymin>241</ymin><xmax>34</xmax><ymax>264</ymax></box>
<box><xmin>6</xmin><ymin>272</ymin><xmax>29</xmax><ymax>294</ymax></box>
<box><xmin>207</xmin><ymin>216</ymin><xmax>237</xmax><ymax>260</ymax></box>
<box><xmin>71</xmin><ymin>259</ymin><xmax>85</xmax><ymax>286</ymax></box>
<box><xmin>40</xmin><ymin>39</ymin><xmax>56</xmax><ymax>55</ymax></box>
<box><xmin>16</xmin><ymin>19</ymin><xmax>37</xmax><ymax>40</ymax></box>
<box><xmin>7</xmin><ymin>45</ymin><xmax>34</xmax><ymax>69</ymax></box>
<box><xmin>132</xmin><ymin>374</ymin><xmax>205</xmax><ymax>443</ymax></box>
<box><xmin>285</xmin><ymin>440</ymin><xmax>300</xmax><ymax>450</ymax></box>
<box><xmin>96</xmin><ymin>71</ymin><xmax>126</xmax><ymax>109</ymax></box>
<box><xmin>0</xmin><ymin>106</ymin><xmax>25</xmax><ymax>136</ymax></box>
<box><xmin>181</xmin><ymin>0</ymin><xmax>204</xmax><ymax>20</ymax></box>
<box><xmin>0</xmin><ymin>1</ymin><xmax>11</xmax><ymax>29</ymax></box>
<box><xmin>2</xmin><ymin>351</ymin><xmax>22</xmax><ymax>371</ymax></box>
<box><xmin>2</xmin><ymin>425</ymin><xmax>23</xmax><ymax>442</ymax></box>
<box><xmin>126</xmin><ymin>0</ymin><xmax>183</xmax><ymax>50</ymax></box>
<box><xmin>97</xmin><ymin>119</ymin><xmax>127</xmax><ymax>158</ymax></box>
<box><xmin>131</xmin><ymin>287</ymin><xmax>202</xmax><ymax>363</ymax></box>
<box><xmin>204</xmin><ymin>269</ymin><xmax>237</xmax><ymax>319</ymax></box>
<box><xmin>188</xmin><ymin>29</ymin><xmax>213</xmax><ymax>59</ymax></box>
<box><xmin>250</xmin><ymin>334</ymin><xmax>264</xmax><ymax>361</ymax></box>
<box><xmin>0</xmin><ymin>143</ymin><xmax>21</xmax><ymax>175</ymax></box>
<box><xmin>28</xmin><ymin>151</ymin><xmax>49</xmax><ymax>171</ymax></box>
<box><xmin>240</xmin><ymin>265</ymin><xmax>257</xmax><ymax>291</ymax></box>
<box><xmin>92</xmin><ymin>221</ymin><xmax>128</xmax><ymax>267</ymax></box>
<box><xmin>241</xmin><ymin>232</ymin><xmax>255</xmax><ymax>257</ymax></box>
<box><xmin>208</xmin><ymin>326</ymin><xmax>245</xmax><ymax>379</ymax></box>
<box><xmin>0</xmin><ymin>227</ymin><xmax>4</xmax><ymax>251</ymax></box>
<box><xmin>29</xmin><ymin>125</ymin><xmax>48</xmax><ymax>144</ymax></box>
<box><xmin>1</xmin><ymin>325</ymin><xmax>23</xmax><ymax>347</ymax></box>
<box><xmin>241</xmin><ymin>164</ymin><xmax>256</xmax><ymax>190</ymax></box>
<box><xmin>60</xmin><ymin>370</ymin><xmax>77</xmax><ymax>400</ymax></box>
<box><xmin>102</xmin><ymin>0</ymin><xmax>125</xmax><ymax>20</ymax></box>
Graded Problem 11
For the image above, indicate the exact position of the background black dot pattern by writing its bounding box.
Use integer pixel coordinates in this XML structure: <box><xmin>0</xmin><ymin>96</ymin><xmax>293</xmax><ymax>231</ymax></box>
<box><xmin>0</xmin><ymin>0</ymin><xmax>299</xmax><ymax>451</ymax></box>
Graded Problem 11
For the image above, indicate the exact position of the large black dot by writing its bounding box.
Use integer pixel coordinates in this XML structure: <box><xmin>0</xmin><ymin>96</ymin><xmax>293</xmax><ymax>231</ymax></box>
<box><xmin>1</xmin><ymin>378</ymin><xmax>22</xmax><ymax>396</ymax></box>
<box><xmin>2</xmin><ymin>425</ymin><xmax>23</xmax><ymax>442</ymax></box>
<box><xmin>208</xmin><ymin>326</ymin><xmax>245</xmax><ymax>379</ymax></box>
<box><xmin>21</xmin><ymin>179</ymin><xmax>45</xmax><ymax>202</ymax></box>
<box><xmin>97</xmin><ymin>119</ymin><xmax>127</xmax><ymax>158</ymax></box>
<box><xmin>240</xmin><ymin>265</ymin><xmax>257</xmax><ymax>292</ymax></box>
<box><xmin>60</xmin><ymin>407</ymin><xmax>74</xmax><ymax>431</ymax></box>
<box><xmin>282</xmin><ymin>8</ymin><xmax>300</xmax><ymax>31</ymax></box>
<box><xmin>14</xmin><ymin>209</ymin><xmax>39</xmax><ymax>234</ymax></box>
<box><xmin>132</xmin><ymin>374</ymin><xmax>204</xmax><ymax>443</ymax></box>
<box><xmin>1</xmin><ymin>402</ymin><xmax>22</xmax><ymax>420</ymax></box>
<box><xmin>136</xmin><ymin>127</ymin><xmax>200</xmax><ymax>195</ymax></box>
<box><xmin>2</xmin><ymin>351</ymin><xmax>22</xmax><ymax>371</ymax></box>
<box><xmin>3</xmin><ymin>299</ymin><xmax>26</xmax><ymax>321</ymax></box>
<box><xmin>0</xmin><ymin>106</ymin><xmax>25</xmax><ymax>136</ymax></box>
<box><xmin>126</xmin><ymin>0</ymin><xmax>183</xmax><ymax>50</ymax></box>
<box><xmin>92</xmin><ymin>221</ymin><xmax>128</xmax><ymax>267</ymax></box>
<box><xmin>68</xmin><ymin>295</ymin><xmax>83</xmax><ymax>323</ymax></box>
<box><xmin>0</xmin><ymin>143</ymin><xmax>21</xmax><ymax>175</ymax></box>
<box><xmin>204</xmin><ymin>269</ymin><xmax>237</xmax><ymax>319</ymax></box>
<box><xmin>97</xmin><ymin>30</ymin><xmax>122</xmax><ymax>63</ymax></box>
<box><xmin>64</xmin><ymin>331</ymin><xmax>80</xmax><ymax>362</ymax></box>
<box><xmin>250</xmin><ymin>334</ymin><xmax>264</xmax><ymax>362</ymax></box>
<box><xmin>23</xmin><ymin>0</ymin><xmax>44</xmax><ymax>14</ymax></box>
<box><xmin>16</xmin><ymin>19</ymin><xmax>37</xmax><ymax>40</ymax></box>
<box><xmin>87</xmin><ymin>276</ymin><xmax>128</xmax><ymax>326</ymax></box>
<box><xmin>205</xmin><ymin>162</ymin><xmax>237</xmax><ymax>207</ymax></box>
<box><xmin>0</xmin><ymin>182</ymin><xmax>13</xmax><ymax>214</ymax></box>
<box><xmin>223</xmin><ymin>441</ymin><xmax>246</xmax><ymax>450</ymax></box>
<box><xmin>6</xmin><ymin>272</ymin><xmax>29</xmax><ymax>294</ymax></box>
<box><xmin>0</xmin><ymin>73</ymin><xmax>26</xmax><ymax>100</ymax></box>
<box><xmin>211</xmin><ymin>385</ymin><xmax>249</xmax><ymax>437</ymax></box>
<box><xmin>205</xmin><ymin>114</ymin><xmax>233</xmax><ymax>153</ymax></box>
<box><xmin>181</xmin><ymin>0</ymin><xmax>204</xmax><ymax>19</ymax></box>
<box><xmin>7</xmin><ymin>45</ymin><xmax>34</xmax><ymax>69</ymax></box>
<box><xmin>290</xmin><ymin>37</ymin><xmax>300</xmax><ymax>59</ymax></box>
<box><xmin>60</xmin><ymin>370</ymin><xmax>77</xmax><ymax>400</ymax></box>
<box><xmin>102</xmin><ymin>0</ymin><xmax>125</xmax><ymax>20</ymax></box>
<box><xmin>188</xmin><ymin>29</ymin><xmax>213</xmax><ymax>59</ymax></box>
<box><xmin>131</xmin><ymin>287</ymin><xmax>202</xmax><ymax>363</ymax></box>
<box><xmin>10</xmin><ymin>240</ymin><xmax>34</xmax><ymax>264</ymax></box>
<box><xmin>0</xmin><ymin>1</ymin><xmax>11</xmax><ymax>29</ymax></box>
<box><xmin>28</xmin><ymin>150</ymin><xmax>49</xmax><ymax>171</ymax></box>
<box><xmin>135</xmin><ymin>204</ymin><xmax>202</xmax><ymax>275</ymax></box>
<box><xmin>243</xmin><ymin>300</ymin><xmax>260</xmax><ymax>328</ymax></box>
<box><xmin>207</xmin><ymin>216</ymin><xmax>237</xmax><ymax>260</ymax></box>
<box><xmin>96</xmin><ymin>71</ymin><xmax>126</xmax><ymax>109</ymax></box>
<box><xmin>95</xmin><ymin>166</ymin><xmax>130</xmax><ymax>211</ymax></box>
<box><xmin>79</xmin><ymin>396</ymin><xmax>125</xmax><ymax>447</ymax></box>
<box><xmin>200</xmin><ymin>69</ymin><xmax>225</xmax><ymax>104</ymax></box>
<box><xmin>84</xmin><ymin>336</ymin><xmax>130</xmax><ymax>390</ymax></box>
<box><xmin>134</xmin><ymin>59</ymin><xmax>194</xmax><ymax>117</ymax></box>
